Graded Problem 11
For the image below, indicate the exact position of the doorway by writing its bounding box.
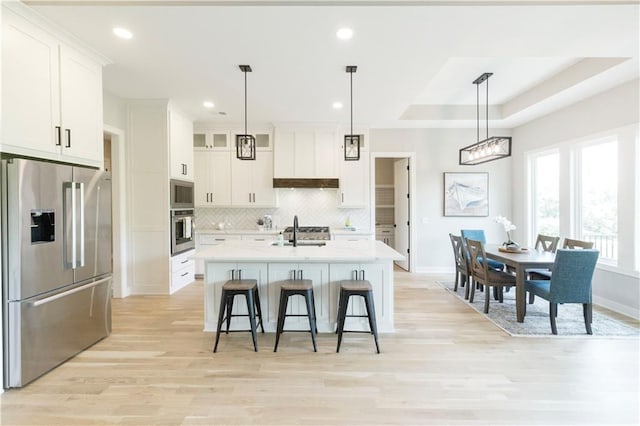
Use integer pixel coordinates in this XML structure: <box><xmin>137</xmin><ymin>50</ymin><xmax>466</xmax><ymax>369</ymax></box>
<box><xmin>103</xmin><ymin>126</ymin><xmax>128</xmax><ymax>298</ymax></box>
<box><xmin>371</xmin><ymin>153</ymin><xmax>416</xmax><ymax>272</ymax></box>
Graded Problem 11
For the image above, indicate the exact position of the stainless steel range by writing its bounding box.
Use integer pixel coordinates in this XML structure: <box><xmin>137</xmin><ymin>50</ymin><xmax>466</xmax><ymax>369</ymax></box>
<box><xmin>283</xmin><ymin>226</ymin><xmax>331</xmax><ymax>241</ymax></box>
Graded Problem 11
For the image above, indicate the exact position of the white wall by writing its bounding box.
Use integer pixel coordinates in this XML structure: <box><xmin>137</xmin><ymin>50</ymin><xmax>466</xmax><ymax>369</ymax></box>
<box><xmin>103</xmin><ymin>90</ymin><xmax>127</xmax><ymax>130</ymax></box>
<box><xmin>512</xmin><ymin>79</ymin><xmax>640</xmax><ymax>318</ymax></box>
<box><xmin>370</xmin><ymin>128</ymin><xmax>513</xmax><ymax>273</ymax></box>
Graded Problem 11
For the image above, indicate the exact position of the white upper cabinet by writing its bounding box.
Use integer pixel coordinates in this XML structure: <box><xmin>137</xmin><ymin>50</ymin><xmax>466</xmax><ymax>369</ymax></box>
<box><xmin>337</xmin><ymin>128</ymin><xmax>370</xmax><ymax>208</ymax></box>
<box><xmin>194</xmin><ymin>150</ymin><xmax>231</xmax><ymax>207</ymax></box>
<box><xmin>231</xmin><ymin>151</ymin><xmax>278</xmax><ymax>208</ymax></box>
<box><xmin>169</xmin><ymin>108</ymin><xmax>194</xmax><ymax>180</ymax></box>
<box><xmin>1</xmin><ymin>7</ymin><xmax>104</xmax><ymax>168</ymax></box>
<box><xmin>273</xmin><ymin>127</ymin><xmax>339</xmax><ymax>179</ymax></box>
<box><xmin>338</xmin><ymin>157</ymin><xmax>370</xmax><ymax>208</ymax></box>
<box><xmin>193</xmin><ymin>131</ymin><xmax>230</xmax><ymax>151</ymax></box>
<box><xmin>231</xmin><ymin>129</ymin><xmax>272</xmax><ymax>152</ymax></box>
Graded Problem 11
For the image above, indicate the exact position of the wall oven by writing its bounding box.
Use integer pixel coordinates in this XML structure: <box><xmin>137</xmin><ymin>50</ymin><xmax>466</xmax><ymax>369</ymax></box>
<box><xmin>170</xmin><ymin>179</ymin><xmax>194</xmax><ymax>209</ymax></box>
<box><xmin>171</xmin><ymin>209</ymin><xmax>195</xmax><ymax>256</ymax></box>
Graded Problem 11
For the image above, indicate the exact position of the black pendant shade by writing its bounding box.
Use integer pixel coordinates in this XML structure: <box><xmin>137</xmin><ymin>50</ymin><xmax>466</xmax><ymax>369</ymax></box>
<box><xmin>236</xmin><ymin>64</ymin><xmax>256</xmax><ymax>160</ymax></box>
<box><xmin>459</xmin><ymin>72</ymin><xmax>512</xmax><ymax>165</ymax></box>
<box><xmin>344</xmin><ymin>65</ymin><xmax>360</xmax><ymax>161</ymax></box>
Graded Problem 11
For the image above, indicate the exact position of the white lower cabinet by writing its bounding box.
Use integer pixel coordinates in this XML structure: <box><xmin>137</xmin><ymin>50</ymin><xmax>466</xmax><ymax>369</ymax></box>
<box><xmin>204</xmin><ymin>262</ymin><xmax>268</xmax><ymax>332</ymax></box>
<box><xmin>241</xmin><ymin>233</ymin><xmax>273</xmax><ymax>242</ymax></box>
<box><xmin>329</xmin><ymin>263</ymin><xmax>390</xmax><ymax>332</ymax></box>
<box><xmin>170</xmin><ymin>249</ymin><xmax>195</xmax><ymax>294</ymax></box>
<box><xmin>376</xmin><ymin>226</ymin><xmax>395</xmax><ymax>248</ymax></box>
<box><xmin>266</xmin><ymin>263</ymin><xmax>330</xmax><ymax>330</ymax></box>
<box><xmin>204</xmin><ymin>260</ymin><xmax>393</xmax><ymax>333</ymax></box>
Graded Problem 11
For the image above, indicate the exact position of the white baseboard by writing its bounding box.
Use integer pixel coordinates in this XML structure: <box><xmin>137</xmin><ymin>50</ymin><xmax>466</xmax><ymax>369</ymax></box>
<box><xmin>593</xmin><ymin>295</ymin><xmax>640</xmax><ymax>320</ymax></box>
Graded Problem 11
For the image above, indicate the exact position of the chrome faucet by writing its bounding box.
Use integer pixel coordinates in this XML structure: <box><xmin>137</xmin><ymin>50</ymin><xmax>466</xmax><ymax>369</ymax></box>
<box><xmin>293</xmin><ymin>215</ymin><xmax>298</xmax><ymax>247</ymax></box>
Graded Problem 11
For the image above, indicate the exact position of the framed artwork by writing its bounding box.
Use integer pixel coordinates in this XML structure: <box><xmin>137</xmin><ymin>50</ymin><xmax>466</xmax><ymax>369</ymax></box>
<box><xmin>443</xmin><ymin>172</ymin><xmax>489</xmax><ymax>217</ymax></box>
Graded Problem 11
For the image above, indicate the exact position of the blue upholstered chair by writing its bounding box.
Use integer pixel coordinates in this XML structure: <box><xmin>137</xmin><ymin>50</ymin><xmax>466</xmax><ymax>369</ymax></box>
<box><xmin>527</xmin><ymin>237</ymin><xmax>594</xmax><ymax>303</ymax></box>
<box><xmin>524</xmin><ymin>249</ymin><xmax>599</xmax><ymax>335</ymax></box>
<box><xmin>461</xmin><ymin>229</ymin><xmax>505</xmax><ymax>271</ymax></box>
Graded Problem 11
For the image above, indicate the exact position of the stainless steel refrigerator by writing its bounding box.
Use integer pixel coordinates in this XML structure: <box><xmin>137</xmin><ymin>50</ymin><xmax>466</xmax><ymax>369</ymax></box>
<box><xmin>1</xmin><ymin>158</ymin><xmax>112</xmax><ymax>388</ymax></box>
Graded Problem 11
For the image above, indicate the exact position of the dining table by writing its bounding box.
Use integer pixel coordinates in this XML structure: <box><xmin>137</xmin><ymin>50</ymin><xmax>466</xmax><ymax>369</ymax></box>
<box><xmin>484</xmin><ymin>244</ymin><xmax>556</xmax><ymax>322</ymax></box>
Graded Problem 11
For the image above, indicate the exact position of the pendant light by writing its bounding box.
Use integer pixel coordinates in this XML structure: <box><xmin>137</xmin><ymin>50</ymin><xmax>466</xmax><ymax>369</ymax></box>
<box><xmin>344</xmin><ymin>65</ymin><xmax>360</xmax><ymax>161</ymax></box>
<box><xmin>236</xmin><ymin>64</ymin><xmax>256</xmax><ymax>160</ymax></box>
<box><xmin>459</xmin><ymin>72</ymin><xmax>512</xmax><ymax>165</ymax></box>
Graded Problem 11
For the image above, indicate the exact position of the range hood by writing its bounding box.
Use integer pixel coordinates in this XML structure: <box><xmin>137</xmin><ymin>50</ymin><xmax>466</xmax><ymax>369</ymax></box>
<box><xmin>272</xmin><ymin>178</ymin><xmax>339</xmax><ymax>189</ymax></box>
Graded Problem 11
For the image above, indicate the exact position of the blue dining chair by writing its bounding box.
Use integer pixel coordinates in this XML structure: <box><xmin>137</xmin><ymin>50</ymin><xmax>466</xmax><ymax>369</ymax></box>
<box><xmin>460</xmin><ymin>229</ymin><xmax>505</xmax><ymax>271</ymax></box>
<box><xmin>524</xmin><ymin>249</ymin><xmax>599</xmax><ymax>335</ymax></box>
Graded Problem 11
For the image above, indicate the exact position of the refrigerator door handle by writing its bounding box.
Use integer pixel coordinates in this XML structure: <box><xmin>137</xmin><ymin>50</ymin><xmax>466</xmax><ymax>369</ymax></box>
<box><xmin>78</xmin><ymin>182</ymin><xmax>85</xmax><ymax>267</ymax></box>
<box><xmin>30</xmin><ymin>277</ymin><xmax>111</xmax><ymax>307</ymax></box>
<box><xmin>62</xmin><ymin>182</ymin><xmax>75</xmax><ymax>269</ymax></box>
<box><xmin>63</xmin><ymin>181</ymin><xmax>84</xmax><ymax>269</ymax></box>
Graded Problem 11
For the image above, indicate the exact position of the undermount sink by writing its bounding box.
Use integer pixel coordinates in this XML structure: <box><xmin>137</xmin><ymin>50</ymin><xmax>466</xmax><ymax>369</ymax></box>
<box><xmin>272</xmin><ymin>241</ymin><xmax>327</xmax><ymax>247</ymax></box>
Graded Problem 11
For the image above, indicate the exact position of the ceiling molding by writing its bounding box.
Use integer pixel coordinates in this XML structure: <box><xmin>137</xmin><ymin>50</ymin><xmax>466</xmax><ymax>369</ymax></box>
<box><xmin>502</xmin><ymin>57</ymin><xmax>630</xmax><ymax>118</ymax></box>
<box><xmin>22</xmin><ymin>0</ymin><xmax>640</xmax><ymax>5</ymax></box>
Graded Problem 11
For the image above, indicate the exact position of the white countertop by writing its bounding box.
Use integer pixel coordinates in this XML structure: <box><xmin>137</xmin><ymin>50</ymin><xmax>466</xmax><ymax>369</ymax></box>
<box><xmin>330</xmin><ymin>229</ymin><xmax>374</xmax><ymax>235</ymax></box>
<box><xmin>195</xmin><ymin>228</ymin><xmax>279</xmax><ymax>235</ymax></box>
<box><xmin>192</xmin><ymin>239</ymin><xmax>404</xmax><ymax>262</ymax></box>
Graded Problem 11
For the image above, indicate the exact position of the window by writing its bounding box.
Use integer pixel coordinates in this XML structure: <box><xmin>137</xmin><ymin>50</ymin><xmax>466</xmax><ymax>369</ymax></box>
<box><xmin>531</xmin><ymin>151</ymin><xmax>560</xmax><ymax>240</ymax></box>
<box><xmin>578</xmin><ymin>139</ymin><xmax>618</xmax><ymax>262</ymax></box>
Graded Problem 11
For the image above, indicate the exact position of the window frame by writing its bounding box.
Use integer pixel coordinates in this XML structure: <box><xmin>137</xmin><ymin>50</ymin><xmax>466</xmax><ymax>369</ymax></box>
<box><xmin>527</xmin><ymin>147</ymin><xmax>561</xmax><ymax>247</ymax></box>
<box><xmin>573</xmin><ymin>135</ymin><xmax>619</xmax><ymax>266</ymax></box>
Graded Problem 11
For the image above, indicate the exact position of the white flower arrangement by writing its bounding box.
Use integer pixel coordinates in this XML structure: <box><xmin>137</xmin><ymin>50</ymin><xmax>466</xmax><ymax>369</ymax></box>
<box><xmin>494</xmin><ymin>215</ymin><xmax>517</xmax><ymax>246</ymax></box>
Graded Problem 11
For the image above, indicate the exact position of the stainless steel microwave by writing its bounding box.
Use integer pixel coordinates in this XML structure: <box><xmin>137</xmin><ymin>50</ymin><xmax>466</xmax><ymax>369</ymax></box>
<box><xmin>170</xmin><ymin>179</ymin><xmax>194</xmax><ymax>209</ymax></box>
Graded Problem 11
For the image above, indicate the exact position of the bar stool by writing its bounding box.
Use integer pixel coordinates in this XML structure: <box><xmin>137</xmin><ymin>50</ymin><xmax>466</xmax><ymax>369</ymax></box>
<box><xmin>213</xmin><ymin>278</ymin><xmax>264</xmax><ymax>352</ymax></box>
<box><xmin>336</xmin><ymin>280</ymin><xmax>380</xmax><ymax>354</ymax></box>
<box><xmin>273</xmin><ymin>279</ymin><xmax>318</xmax><ymax>352</ymax></box>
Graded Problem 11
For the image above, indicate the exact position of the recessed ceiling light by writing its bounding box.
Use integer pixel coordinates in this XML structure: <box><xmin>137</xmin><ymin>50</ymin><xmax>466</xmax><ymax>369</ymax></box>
<box><xmin>332</xmin><ymin>101</ymin><xmax>343</xmax><ymax>109</ymax></box>
<box><xmin>203</xmin><ymin>101</ymin><xmax>215</xmax><ymax>109</ymax></box>
<box><xmin>112</xmin><ymin>27</ymin><xmax>133</xmax><ymax>40</ymax></box>
<box><xmin>336</xmin><ymin>28</ymin><xmax>353</xmax><ymax>40</ymax></box>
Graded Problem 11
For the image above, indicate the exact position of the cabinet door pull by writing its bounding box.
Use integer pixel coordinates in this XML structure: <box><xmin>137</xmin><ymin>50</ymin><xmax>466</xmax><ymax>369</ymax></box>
<box><xmin>206</xmin><ymin>193</ymin><xmax>209</xmax><ymax>203</ymax></box>
<box><xmin>210</xmin><ymin>193</ymin><xmax>213</xmax><ymax>203</ymax></box>
<box><xmin>360</xmin><ymin>270</ymin><xmax>365</xmax><ymax>280</ymax></box>
<box><xmin>65</xmin><ymin>128</ymin><xmax>71</xmax><ymax>148</ymax></box>
<box><xmin>55</xmin><ymin>126</ymin><xmax>62</xmax><ymax>146</ymax></box>
<box><xmin>252</xmin><ymin>193</ymin><xmax>256</xmax><ymax>203</ymax></box>
<box><xmin>181</xmin><ymin>272</ymin><xmax>189</xmax><ymax>277</ymax></box>
<box><xmin>352</xmin><ymin>270</ymin><xmax>358</xmax><ymax>280</ymax></box>
<box><xmin>291</xmin><ymin>270</ymin><xmax>296</xmax><ymax>280</ymax></box>
<box><xmin>342</xmin><ymin>193</ymin><xmax>345</xmax><ymax>203</ymax></box>
<box><xmin>249</xmin><ymin>193</ymin><xmax>251</xmax><ymax>203</ymax></box>
<box><xmin>231</xmin><ymin>269</ymin><xmax>236</xmax><ymax>280</ymax></box>
<box><xmin>181</xmin><ymin>259</ymin><xmax>189</xmax><ymax>264</ymax></box>
<box><xmin>238</xmin><ymin>269</ymin><xmax>242</xmax><ymax>280</ymax></box>
<box><xmin>298</xmin><ymin>270</ymin><xmax>303</xmax><ymax>280</ymax></box>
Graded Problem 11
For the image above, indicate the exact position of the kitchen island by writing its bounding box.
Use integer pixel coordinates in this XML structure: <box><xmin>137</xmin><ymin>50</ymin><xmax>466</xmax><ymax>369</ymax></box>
<box><xmin>193</xmin><ymin>239</ymin><xmax>404</xmax><ymax>333</ymax></box>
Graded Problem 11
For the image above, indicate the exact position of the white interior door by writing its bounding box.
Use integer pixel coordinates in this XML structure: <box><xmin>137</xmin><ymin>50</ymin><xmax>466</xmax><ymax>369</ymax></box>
<box><xmin>394</xmin><ymin>158</ymin><xmax>410</xmax><ymax>270</ymax></box>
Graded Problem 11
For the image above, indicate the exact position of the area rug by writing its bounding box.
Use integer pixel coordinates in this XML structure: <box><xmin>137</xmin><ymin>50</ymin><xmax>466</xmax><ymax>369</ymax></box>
<box><xmin>438</xmin><ymin>281</ymin><xmax>640</xmax><ymax>337</ymax></box>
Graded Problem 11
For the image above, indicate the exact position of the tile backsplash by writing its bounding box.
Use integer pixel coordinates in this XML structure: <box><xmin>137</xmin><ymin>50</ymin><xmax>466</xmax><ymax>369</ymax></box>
<box><xmin>195</xmin><ymin>189</ymin><xmax>371</xmax><ymax>231</ymax></box>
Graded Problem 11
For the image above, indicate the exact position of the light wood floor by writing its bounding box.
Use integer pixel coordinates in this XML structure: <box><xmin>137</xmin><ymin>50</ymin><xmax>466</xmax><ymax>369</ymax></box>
<box><xmin>1</xmin><ymin>272</ymin><xmax>639</xmax><ymax>425</ymax></box>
